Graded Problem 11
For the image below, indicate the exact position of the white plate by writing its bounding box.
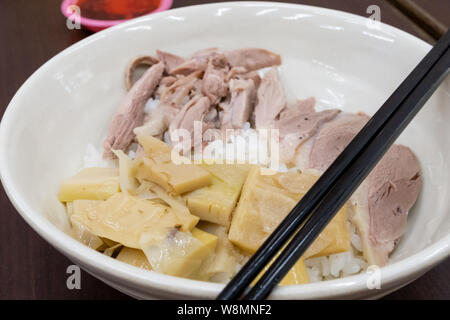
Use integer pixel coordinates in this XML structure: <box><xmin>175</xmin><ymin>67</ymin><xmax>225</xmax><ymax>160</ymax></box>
<box><xmin>0</xmin><ymin>2</ymin><xmax>449</xmax><ymax>299</ymax></box>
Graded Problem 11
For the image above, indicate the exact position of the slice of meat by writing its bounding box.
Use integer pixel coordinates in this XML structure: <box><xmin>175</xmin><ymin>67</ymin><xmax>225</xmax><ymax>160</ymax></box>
<box><xmin>254</xmin><ymin>68</ymin><xmax>286</xmax><ymax>128</ymax></box>
<box><xmin>202</xmin><ymin>53</ymin><xmax>230</xmax><ymax>105</ymax></box>
<box><xmin>227</xmin><ymin>67</ymin><xmax>261</xmax><ymax>88</ymax></box>
<box><xmin>309</xmin><ymin>113</ymin><xmax>370</xmax><ymax>171</ymax></box>
<box><xmin>227</xmin><ymin>66</ymin><xmax>247</xmax><ymax>80</ymax></box>
<box><xmin>224</xmin><ymin>48</ymin><xmax>281</xmax><ymax>71</ymax></box>
<box><xmin>169</xmin><ymin>96</ymin><xmax>211</xmax><ymax>143</ymax></box>
<box><xmin>170</xmin><ymin>48</ymin><xmax>219</xmax><ymax>76</ymax></box>
<box><xmin>239</xmin><ymin>71</ymin><xmax>261</xmax><ymax>89</ymax></box>
<box><xmin>103</xmin><ymin>61</ymin><xmax>164</xmax><ymax>159</ymax></box>
<box><xmin>302</xmin><ymin>112</ymin><xmax>422</xmax><ymax>266</ymax></box>
<box><xmin>276</xmin><ymin>105</ymin><xmax>340</xmax><ymax>163</ymax></box>
<box><xmin>125</xmin><ymin>55</ymin><xmax>159</xmax><ymax>91</ymax></box>
<box><xmin>279</xmin><ymin>97</ymin><xmax>316</xmax><ymax>120</ymax></box>
<box><xmin>156</xmin><ymin>50</ymin><xmax>185</xmax><ymax>74</ymax></box>
<box><xmin>191</xmin><ymin>48</ymin><xmax>220</xmax><ymax>59</ymax></box>
<box><xmin>170</xmin><ymin>59</ymin><xmax>207</xmax><ymax>76</ymax></box>
<box><xmin>365</xmin><ymin>145</ymin><xmax>422</xmax><ymax>265</ymax></box>
<box><xmin>221</xmin><ymin>78</ymin><xmax>257</xmax><ymax>129</ymax></box>
<box><xmin>160</xmin><ymin>71</ymin><xmax>202</xmax><ymax>108</ymax></box>
<box><xmin>349</xmin><ymin>145</ymin><xmax>422</xmax><ymax>266</ymax></box>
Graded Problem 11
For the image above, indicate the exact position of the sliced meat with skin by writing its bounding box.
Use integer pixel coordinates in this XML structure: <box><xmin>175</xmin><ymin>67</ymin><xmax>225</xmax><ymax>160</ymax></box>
<box><xmin>279</xmin><ymin>97</ymin><xmax>316</xmax><ymax>120</ymax></box>
<box><xmin>254</xmin><ymin>68</ymin><xmax>286</xmax><ymax>128</ymax></box>
<box><xmin>309</xmin><ymin>113</ymin><xmax>370</xmax><ymax>171</ymax></box>
<box><xmin>224</xmin><ymin>48</ymin><xmax>281</xmax><ymax>71</ymax></box>
<box><xmin>170</xmin><ymin>59</ymin><xmax>207</xmax><ymax>76</ymax></box>
<box><xmin>365</xmin><ymin>145</ymin><xmax>422</xmax><ymax>265</ymax></box>
<box><xmin>202</xmin><ymin>53</ymin><xmax>230</xmax><ymax>105</ymax></box>
<box><xmin>191</xmin><ymin>48</ymin><xmax>220</xmax><ymax>59</ymax></box>
<box><xmin>170</xmin><ymin>48</ymin><xmax>219</xmax><ymax>76</ymax></box>
<box><xmin>221</xmin><ymin>78</ymin><xmax>257</xmax><ymax>129</ymax></box>
<box><xmin>156</xmin><ymin>50</ymin><xmax>185</xmax><ymax>74</ymax></box>
<box><xmin>276</xmin><ymin>104</ymin><xmax>340</xmax><ymax>164</ymax></box>
<box><xmin>125</xmin><ymin>55</ymin><xmax>159</xmax><ymax>91</ymax></box>
<box><xmin>227</xmin><ymin>66</ymin><xmax>247</xmax><ymax>80</ymax></box>
<box><xmin>103</xmin><ymin>61</ymin><xmax>165</xmax><ymax>159</ymax></box>
<box><xmin>303</xmin><ymin>112</ymin><xmax>422</xmax><ymax>266</ymax></box>
<box><xmin>170</xmin><ymin>48</ymin><xmax>280</xmax><ymax>76</ymax></box>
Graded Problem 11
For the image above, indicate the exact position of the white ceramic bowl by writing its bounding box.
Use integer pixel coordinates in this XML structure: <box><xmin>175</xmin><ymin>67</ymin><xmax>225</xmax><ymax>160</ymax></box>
<box><xmin>1</xmin><ymin>2</ymin><xmax>449</xmax><ymax>299</ymax></box>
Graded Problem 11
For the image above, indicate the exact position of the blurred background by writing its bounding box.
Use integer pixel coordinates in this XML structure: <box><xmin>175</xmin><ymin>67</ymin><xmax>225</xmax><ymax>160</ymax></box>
<box><xmin>0</xmin><ymin>0</ymin><xmax>448</xmax><ymax>299</ymax></box>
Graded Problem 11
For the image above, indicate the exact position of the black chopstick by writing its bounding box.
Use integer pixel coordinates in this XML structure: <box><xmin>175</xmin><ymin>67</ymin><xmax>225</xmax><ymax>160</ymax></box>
<box><xmin>245</xmin><ymin>46</ymin><xmax>450</xmax><ymax>300</ymax></box>
<box><xmin>218</xmin><ymin>29</ymin><xmax>450</xmax><ymax>300</ymax></box>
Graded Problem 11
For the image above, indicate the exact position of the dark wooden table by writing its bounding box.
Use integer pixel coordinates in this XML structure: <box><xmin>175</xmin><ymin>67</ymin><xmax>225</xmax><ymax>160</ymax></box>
<box><xmin>0</xmin><ymin>0</ymin><xmax>449</xmax><ymax>300</ymax></box>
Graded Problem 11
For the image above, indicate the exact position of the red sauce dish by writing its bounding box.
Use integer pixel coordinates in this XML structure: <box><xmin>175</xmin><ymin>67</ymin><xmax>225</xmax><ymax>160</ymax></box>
<box><xmin>61</xmin><ymin>0</ymin><xmax>173</xmax><ymax>32</ymax></box>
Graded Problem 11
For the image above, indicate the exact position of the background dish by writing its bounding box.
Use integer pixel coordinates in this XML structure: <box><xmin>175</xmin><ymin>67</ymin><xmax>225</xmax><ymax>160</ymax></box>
<box><xmin>1</xmin><ymin>2</ymin><xmax>449</xmax><ymax>299</ymax></box>
<box><xmin>61</xmin><ymin>0</ymin><xmax>173</xmax><ymax>32</ymax></box>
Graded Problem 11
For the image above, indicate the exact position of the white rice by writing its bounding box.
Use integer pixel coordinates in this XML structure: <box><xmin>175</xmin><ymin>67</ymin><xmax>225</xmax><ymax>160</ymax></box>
<box><xmin>145</xmin><ymin>97</ymin><xmax>160</xmax><ymax>114</ymax></box>
<box><xmin>305</xmin><ymin>242</ymin><xmax>367</xmax><ymax>282</ymax></box>
<box><xmin>83</xmin><ymin>143</ymin><xmax>116</xmax><ymax>168</ymax></box>
<box><xmin>198</xmin><ymin>123</ymin><xmax>267</xmax><ymax>165</ymax></box>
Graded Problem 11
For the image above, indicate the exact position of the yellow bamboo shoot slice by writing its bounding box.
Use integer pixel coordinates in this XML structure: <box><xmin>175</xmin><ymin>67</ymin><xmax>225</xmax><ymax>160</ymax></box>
<box><xmin>58</xmin><ymin>168</ymin><xmax>120</xmax><ymax>202</ymax></box>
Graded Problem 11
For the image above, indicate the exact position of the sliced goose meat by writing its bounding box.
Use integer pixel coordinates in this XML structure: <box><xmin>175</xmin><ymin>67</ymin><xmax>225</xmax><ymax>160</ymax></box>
<box><xmin>279</xmin><ymin>97</ymin><xmax>316</xmax><ymax>120</ymax></box>
<box><xmin>302</xmin><ymin>113</ymin><xmax>422</xmax><ymax>266</ymax></box>
<box><xmin>276</xmin><ymin>106</ymin><xmax>340</xmax><ymax>163</ymax></box>
<box><xmin>224</xmin><ymin>48</ymin><xmax>281</xmax><ymax>71</ymax></box>
<box><xmin>191</xmin><ymin>47</ymin><xmax>220</xmax><ymax>59</ymax></box>
<box><xmin>160</xmin><ymin>71</ymin><xmax>202</xmax><ymax>108</ymax></box>
<box><xmin>169</xmin><ymin>96</ymin><xmax>211</xmax><ymax>143</ymax></box>
<box><xmin>202</xmin><ymin>53</ymin><xmax>230</xmax><ymax>105</ymax></box>
<box><xmin>124</xmin><ymin>55</ymin><xmax>159</xmax><ymax>91</ymax></box>
<box><xmin>254</xmin><ymin>68</ymin><xmax>286</xmax><ymax>128</ymax></box>
<box><xmin>238</xmin><ymin>70</ymin><xmax>261</xmax><ymax>89</ymax></box>
<box><xmin>170</xmin><ymin>48</ymin><xmax>219</xmax><ymax>76</ymax></box>
<box><xmin>227</xmin><ymin>66</ymin><xmax>247</xmax><ymax>80</ymax></box>
<box><xmin>227</xmin><ymin>67</ymin><xmax>261</xmax><ymax>88</ymax></box>
<box><xmin>360</xmin><ymin>145</ymin><xmax>422</xmax><ymax>266</ymax></box>
<box><xmin>170</xmin><ymin>59</ymin><xmax>207</xmax><ymax>76</ymax></box>
<box><xmin>309</xmin><ymin>113</ymin><xmax>370</xmax><ymax>171</ymax></box>
<box><xmin>156</xmin><ymin>49</ymin><xmax>185</xmax><ymax>74</ymax></box>
<box><xmin>103</xmin><ymin>61</ymin><xmax>164</xmax><ymax>159</ymax></box>
<box><xmin>221</xmin><ymin>78</ymin><xmax>256</xmax><ymax>129</ymax></box>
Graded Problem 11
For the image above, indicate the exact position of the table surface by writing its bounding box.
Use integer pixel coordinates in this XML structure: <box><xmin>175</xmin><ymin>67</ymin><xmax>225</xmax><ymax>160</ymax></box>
<box><xmin>0</xmin><ymin>0</ymin><xmax>449</xmax><ymax>300</ymax></box>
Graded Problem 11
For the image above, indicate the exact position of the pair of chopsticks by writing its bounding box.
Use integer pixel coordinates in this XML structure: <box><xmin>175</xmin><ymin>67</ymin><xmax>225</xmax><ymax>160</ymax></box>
<box><xmin>218</xmin><ymin>30</ymin><xmax>450</xmax><ymax>300</ymax></box>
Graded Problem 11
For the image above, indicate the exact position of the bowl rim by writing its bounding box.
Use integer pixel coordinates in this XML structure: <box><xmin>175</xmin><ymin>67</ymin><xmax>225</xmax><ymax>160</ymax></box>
<box><xmin>60</xmin><ymin>0</ymin><xmax>173</xmax><ymax>29</ymax></box>
<box><xmin>1</xmin><ymin>1</ymin><xmax>449</xmax><ymax>299</ymax></box>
